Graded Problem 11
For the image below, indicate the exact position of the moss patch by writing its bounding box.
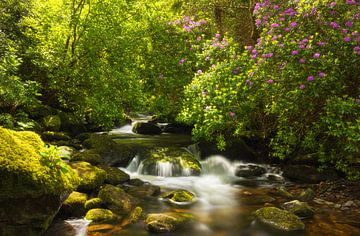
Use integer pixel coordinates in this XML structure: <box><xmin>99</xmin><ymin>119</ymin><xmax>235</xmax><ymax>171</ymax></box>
<box><xmin>161</xmin><ymin>190</ymin><xmax>195</xmax><ymax>202</ymax></box>
<box><xmin>98</xmin><ymin>185</ymin><xmax>137</xmax><ymax>215</ymax></box>
<box><xmin>0</xmin><ymin>127</ymin><xmax>79</xmax><ymax>199</ymax></box>
<box><xmin>85</xmin><ymin>198</ymin><xmax>103</xmax><ymax>210</ymax></box>
<box><xmin>254</xmin><ymin>207</ymin><xmax>305</xmax><ymax>231</ymax></box>
<box><xmin>85</xmin><ymin>208</ymin><xmax>118</xmax><ymax>223</ymax></box>
<box><xmin>69</xmin><ymin>161</ymin><xmax>106</xmax><ymax>192</ymax></box>
<box><xmin>145</xmin><ymin>212</ymin><xmax>194</xmax><ymax>233</ymax></box>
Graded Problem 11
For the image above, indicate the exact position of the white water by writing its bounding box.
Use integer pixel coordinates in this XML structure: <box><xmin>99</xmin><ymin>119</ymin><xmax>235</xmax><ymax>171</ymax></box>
<box><xmin>156</xmin><ymin>162</ymin><xmax>173</xmax><ymax>177</ymax></box>
<box><xmin>109</xmin><ymin>124</ymin><xmax>134</xmax><ymax>134</ymax></box>
<box><xmin>65</xmin><ymin>219</ymin><xmax>90</xmax><ymax>236</ymax></box>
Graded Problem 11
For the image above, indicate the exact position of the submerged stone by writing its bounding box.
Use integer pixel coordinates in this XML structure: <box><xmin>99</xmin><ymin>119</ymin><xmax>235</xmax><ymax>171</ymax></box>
<box><xmin>282</xmin><ymin>200</ymin><xmax>315</xmax><ymax>218</ymax></box>
<box><xmin>161</xmin><ymin>189</ymin><xmax>196</xmax><ymax>203</ymax></box>
<box><xmin>254</xmin><ymin>207</ymin><xmax>305</xmax><ymax>231</ymax></box>
<box><xmin>145</xmin><ymin>212</ymin><xmax>194</xmax><ymax>233</ymax></box>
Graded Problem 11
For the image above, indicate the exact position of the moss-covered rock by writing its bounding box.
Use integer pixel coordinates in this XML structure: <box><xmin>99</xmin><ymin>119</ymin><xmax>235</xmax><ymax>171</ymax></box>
<box><xmin>83</xmin><ymin>134</ymin><xmax>136</xmax><ymax>167</ymax></box>
<box><xmin>132</xmin><ymin>122</ymin><xmax>162</xmax><ymax>135</ymax></box>
<box><xmin>72</xmin><ymin>150</ymin><xmax>104</xmax><ymax>165</ymax></box>
<box><xmin>282</xmin><ymin>200</ymin><xmax>315</xmax><ymax>218</ymax></box>
<box><xmin>145</xmin><ymin>212</ymin><xmax>194</xmax><ymax>233</ymax></box>
<box><xmin>57</xmin><ymin>146</ymin><xmax>75</xmax><ymax>159</ymax></box>
<box><xmin>161</xmin><ymin>190</ymin><xmax>196</xmax><ymax>203</ymax></box>
<box><xmin>43</xmin><ymin>115</ymin><xmax>61</xmax><ymax>132</ymax></box>
<box><xmin>85</xmin><ymin>198</ymin><xmax>104</xmax><ymax>210</ymax></box>
<box><xmin>85</xmin><ymin>208</ymin><xmax>118</xmax><ymax>223</ymax></box>
<box><xmin>125</xmin><ymin>184</ymin><xmax>161</xmax><ymax>198</ymax></box>
<box><xmin>297</xmin><ymin>188</ymin><xmax>316</xmax><ymax>202</ymax></box>
<box><xmin>0</xmin><ymin>127</ymin><xmax>79</xmax><ymax>235</ymax></box>
<box><xmin>140</xmin><ymin>147</ymin><xmax>201</xmax><ymax>176</ymax></box>
<box><xmin>100</xmin><ymin>166</ymin><xmax>130</xmax><ymax>185</ymax></box>
<box><xmin>121</xmin><ymin>206</ymin><xmax>143</xmax><ymax>227</ymax></box>
<box><xmin>98</xmin><ymin>185</ymin><xmax>137</xmax><ymax>215</ymax></box>
<box><xmin>60</xmin><ymin>191</ymin><xmax>88</xmax><ymax>217</ymax></box>
<box><xmin>41</xmin><ymin>131</ymin><xmax>71</xmax><ymax>142</ymax></box>
<box><xmin>70</xmin><ymin>161</ymin><xmax>106</xmax><ymax>192</ymax></box>
<box><xmin>254</xmin><ymin>207</ymin><xmax>305</xmax><ymax>231</ymax></box>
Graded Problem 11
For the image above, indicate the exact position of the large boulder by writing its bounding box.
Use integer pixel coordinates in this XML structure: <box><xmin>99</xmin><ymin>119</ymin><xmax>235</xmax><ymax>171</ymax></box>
<box><xmin>282</xmin><ymin>165</ymin><xmax>338</xmax><ymax>183</ymax></box>
<box><xmin>85</xmin><ymin>198</ymin><xmax>103</xmax><ymax>210</ymax></box>
<box><xmin>132</xmin><ymin>122</ymin><xmax>162</xmax><ymax>135</ymax></box>
<box><xmin>254</xmin><ymin>207</ymin><xmax>305</xmax><ymax>231</ymax></box>
<box><xmin>43</xmin><ymin>115</ymin><xmax>61</xmax><ymax>132</ymax></box>
<box><xmin>145</xmin><ymin>212</ymin><xmax>194</xmax><ymax>233</ymax></box>
<box><xmin>83</xmin><ymin>134</ymin><xmax>136</xmax><ymax>167</ymax></box>
<box><xmin>125</xmin><ymin>184</ymin><xmax>161</xmax><ymax>198</ymax></box>
<box><xmin>98</xmin><ymin>185</ymin><xmax>137</xmax><ymax>215</ymax></box>
<box><xmin>0</xmin><ymin>127</ymin><xmax>79</xmax><ymax>235</ymax></box>
<box><xmin>69</xmin><ymin>161</ymin><xmax>106</xmax><ymax>192</ymax></box>
<box><xmin>282</xmin><ymin>200</ymin><xmax>315</xmax><ymax>218</ymax></box>
<box><xmin>139</xmin><ymin>147</ymin><xmax>201</xmax><ymax>176</ymax></box>
<box><xmin>235</xmin><ymin>164</ymin><xmax>266</xmax><ymax>178</ymax></box>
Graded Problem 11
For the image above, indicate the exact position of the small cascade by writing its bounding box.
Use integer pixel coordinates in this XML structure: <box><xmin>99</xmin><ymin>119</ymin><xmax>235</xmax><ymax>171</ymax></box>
<box><xmin>109</xmin><ymin>124</ymin><xmax>134</xmax><ymax>134</ymax></box>
<box><xmin>200</xmin><ymin>155</ymin><xmax>236</xmax><ymax>176</ymax></box>
<box><xmin>65</xmin><ymin>219</ymin><xmax>90</xmax><ymax>236</ymax></box>
<box><xmin>155</xmin><ymin>162</ymin><xmax>173</xmax><ymax>177</ymax></box>
<box><xmin>126</xmin><ymin>155</ymin><xmax>141</xmax><ymax>173</ymax></box>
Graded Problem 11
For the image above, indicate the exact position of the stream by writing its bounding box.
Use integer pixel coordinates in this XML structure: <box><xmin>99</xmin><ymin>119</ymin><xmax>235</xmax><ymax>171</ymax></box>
<box><xmin>56</xmin><ymin>122</ymin><xmax>359</xmax><ymax>236</ymax></box>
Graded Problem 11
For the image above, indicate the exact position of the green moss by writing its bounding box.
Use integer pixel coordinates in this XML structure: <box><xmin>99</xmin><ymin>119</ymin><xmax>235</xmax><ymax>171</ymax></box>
<box><xmin>142</xmin><ymin>147</ymin><xmax>201</xmax><ymax>176</ymax></box>
<box><xmin>85</xmin><ymin>208</ymin><xmax>118</xmax><ymax>223</ymax></box>
<box><xmin>161</xmin><ymin>190</ymin><xmax>195</xmax><ymax>202</ymax></box>
<box><xmin>72</xmin><ymin>150</ymin><xmax>104</xmax><ymax>165</ymax></box>
<box><xmin>41</xmin><ymin>131</ymin><xmax>70</xmax><ymax>141</ymax></box>
<box><xmin>98</xmin><ymin>184</ymin><xmax>136</xmax><ymax>215</ymax></box>
<box><xmin>100</xmin><ymin>166</ymin><xmax>130</xmax><ymax>185</ymax></box>
<box><xmin>85</xmin><ymin>198</ymin><xmax>103</xmax><ymax>210</ymax></box>
<box><xmin>255</xmin><ymin>207</ymin><xmax>305</xmax><ymax>231</ymax></box>
<box><xmin>0</xmin><ymin>127</ymin><xmax>79</xmax><ymax>199</ymax></box>
<box><xmin>69</xmin><ymin>161</ymin><xmax>106</xmax><ymax>192</ymax></box>
<box><xmin>64</xmin><ymin>191</ymin><xmax>88</xmax><ymax>205</ymax></box>
<box><xmin>145</xmin><ymin>212</ymin><xmax>194</xmax><ymax>233</ymax></box>
<box><xmin>121</xmin><ymin>206</ymin><xmax>143</xmax><ymax>227</ymax></box>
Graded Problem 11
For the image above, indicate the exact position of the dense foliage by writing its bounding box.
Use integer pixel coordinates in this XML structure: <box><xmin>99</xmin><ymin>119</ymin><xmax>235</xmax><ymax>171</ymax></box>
<box><xmin>0</xmin><ymin>0</ymin><xmax>359</xmax><ymax>178</ymax></box>
<box><xmin>179</xmin><ymin>0</ymin><xmax>360</xmax><ymax>179</ymax></box>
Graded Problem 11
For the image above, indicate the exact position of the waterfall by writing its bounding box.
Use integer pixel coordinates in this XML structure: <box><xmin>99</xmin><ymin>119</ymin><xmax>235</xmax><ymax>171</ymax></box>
<box><xmin>155</xmin><ymin>162</ymin><xmax>173</xmax><ymax>177</ymax></box>
<box><xmin>65</xmin><ymin>219</ymin><xmax>90</xmax><ymax>236</ymax></box>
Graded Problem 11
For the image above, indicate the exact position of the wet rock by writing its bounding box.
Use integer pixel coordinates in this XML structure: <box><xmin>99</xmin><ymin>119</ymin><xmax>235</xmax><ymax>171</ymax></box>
<box><xmin>343</xmin><ymin>200</ymin><xmax>355</xmax><ymax>207</ymax></box>
<box><xmin>121</xmin><ymin>206</ymin><xmax>143</xmax><ymax>227</ymax></box>
<box><xmin>83</xmin><ymin>134</ymin><xmax>136</xmax><ymax>167</ymax></box>
<box><xmin>69</xmin><ymin>161</ymin><xmax>106</xmax><ymax>192</ymax></box>
<box><xmin>44</xmin><ymin>221</ymin><xmax>77</xmax><ymax>236</ymax></box>
<box><xmin>161</xmin><ymin>190</ymin><xmax>196</xmax><ymax>205</ymax></box>
<box><xmin>98</xmin><ymin>185</ymin><xmax>137</xmax><ymax>215</ymax></box>
<box><xmin>85</xmin><ymin>208</ymin><xmax>118</xmax><ymax>224</ymax></box>
<box><xmin>85</xmin><ymin>198</ymin><xmax>103</xmax><ymax>210</ymax></box>
<box><xmin>282</xmin><ymin>165</ymin><xmax>338</xmax><ymax>183</ymax></box>
<box><xmin>145</xmin><ymin>212</ymin><xmax>194</xmax><ymax>233</ymax></box>
<box><xmin>128</xmin><ymin>178</ymin><xmax>146</xmax><ymax>186</ymax></box>
<box><xmin>235</xmin><ymin>164</ymin><xmax>266</xmax><ymax>178</ymax></box>
<box><xmin>297</xmin><ymin>188</ymin><xmax>316</xmax><ymax>202</ymax></box>
<box><xmin>241</xmin><ymin>195</ymin><xmax>276</xmax><ymax>205</ymax></box>
<box><xmin>267</xmin><ymin>174</ymin><xmax>284</xmax><ymax>182</ymax></box>
<box><xmin>161</xmin><ymin>123</ymin><xmax>193</xmax><ymax>134</ymax></box>
<box><xmin>282</xmin><ymin>200</ymin><xmax>315</xmax><ymax>218</ymax></box>
<box><xmin>43</xmin><ymin>115</ymin><xmax>61</xmax><ymax>131</ymax></box>
<box><xmin>100</xmin><ymin>166</ymin><xmax>130</xmax><ymax>185</ymax></box>
<box><xmin>60</xmin><ymin>191</ymin><xmax>88</xmax><ymax>217</ymax></box>
<box><xmin>72</xmin><ymin>150</ymin><xmax>104</xmax><ymax>165</ymax></box>
<box><xmin>132</xmin><ymin>122</ymin><xmax>162</xmax><ymax>135</ymax></box>
<box><xmin>254</xmin><ymin>207</ymin><xmax>305</xmax><ymax>231</ymax></box>
<box><xmin>140</xmin><ymin>147</ymin><xmax>201</xmax><ymax>176</ymax></box>
<box><xmin>125</xmin><ymin>184</ymin><xmax>161</xmax><ymax>198</ymax></box>
<box><xmin>273</xmin><ymin>186</ymin><xmax>294</xmax><ymax>199</ymax></box>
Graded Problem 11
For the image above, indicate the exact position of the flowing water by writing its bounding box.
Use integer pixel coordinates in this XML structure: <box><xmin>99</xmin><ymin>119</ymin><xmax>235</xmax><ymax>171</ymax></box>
<box><xmin>59</xmin><ymin>124</ymin><xmax>360</xmax><ymax>236</ymax></box>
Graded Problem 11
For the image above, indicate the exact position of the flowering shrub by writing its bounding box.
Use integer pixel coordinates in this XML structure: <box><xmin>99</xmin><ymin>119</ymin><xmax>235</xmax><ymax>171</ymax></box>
<box><xmin>180</xmin><ymin>0</ymin><xmax>360</xmax><ymax>179</ymax></box>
